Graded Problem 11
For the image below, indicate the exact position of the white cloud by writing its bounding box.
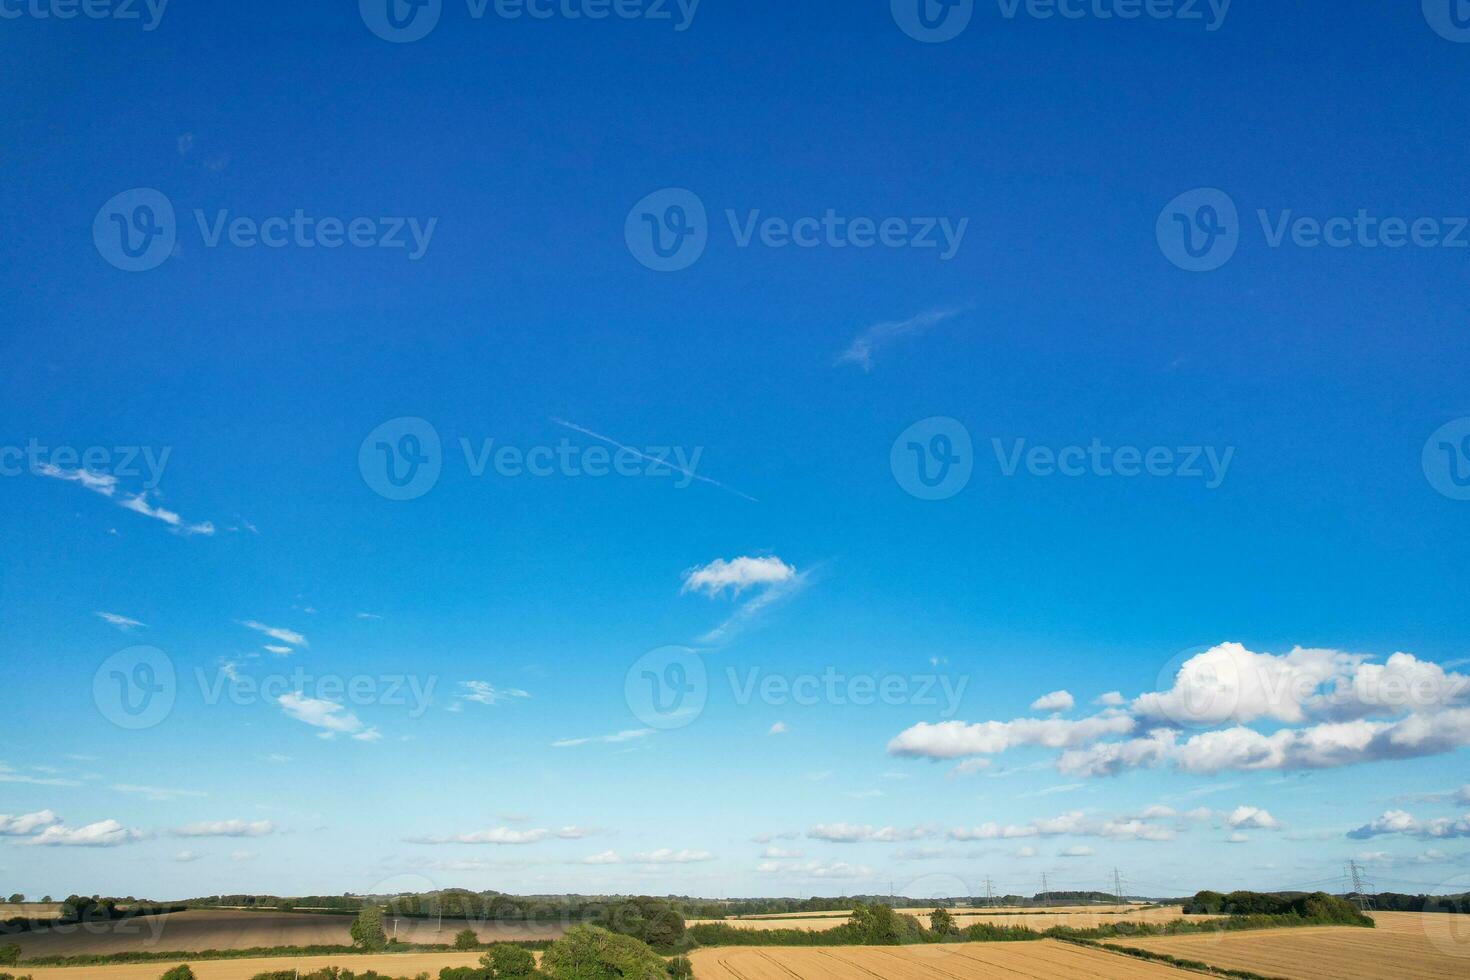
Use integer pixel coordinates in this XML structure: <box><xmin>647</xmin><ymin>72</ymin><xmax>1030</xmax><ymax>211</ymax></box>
<box><xmin>1348</xmin><ymin>809</ymin><xmax>1470</xmax><ymax>840</ymax></box>
<box><xmin>25</xmin><ymin>819</ymin><xmax>143</xmax><ymax>847</ymax></box>
<box><xmin>36</xmin><ymin>463</ymin><xmax>119</xmax><ymax>495</ymax></box>
<box><xmin>837</xmin><ymin>308</ymin><xmax>960</xmax><ymax>372</ymax></box>
<box><xmin>1226</xmin><ymin>833</ymin><xmax>1250</xmax><ymax>844</ymax></box>
<box><xmin>95</xmin><ymin>611</ymin><xmax>145</xmax><ymax>631</ymax></box>
<box><xmin>1060</xmin><ymin>845</ymin><xmax>1094</xmax><ymax>858</ymax></box>
<box><xmin>1226</xmin><ymin>806</ymin><xmax>1279</xmax><ymax>830</ymax></box>
<box><xmin>949</xmin><ymin>810</ymin><xmax>1173</xmax><ymax>843</ymax></box>
<box><xmin>581</xmin><ymin>850</ymin><xmax>622</xmax><ymax>865</ymax></box>
<box><xmin>630</xmin><ymin>848</ymin><xmax>715</xmax><ymax>864</ymax></box>
<box><xmin>762</xmin><ymin>846</ymin><xmax>804</xmax><ymax>859</ymax></box>
<box><xmin>111</xmin><ymin>784</ymin><xmax>208</xmax><ymax>802</ymax></box>
<box><xmin>552</xmin><ymin>729</ymin><xmax>656</xmax><ymax>748</ymax></box>
<box><xmin>277</xmin><ymin>692</ymin><xmax>377</xmax><ymax>742</ymax></box>
<box><xmin>0</xmin><ymin>763</ymin><xmax>81</xmax><ymax>788</ymax></box>
<box><xmin>264</xmin><ymin>645</ymin><xmax>292</xmax><ymax>655</ymax></box>
<box><xmin>1031</xmin><ymin>691</ymin><xmax>1075</xmax><ymax>714</ymax></box>
<box><xmin>1096</xmin><ymin>692</ymin><xmax>1127</xmax><ymax>707</ymax></box>
<box><xmin>173</xmin><ymin>819</ymin><xmax>275</xmax><ymax>838</ymax></box>
<box><xmin>0</xmin><ymin>810</ymin><xmax>60</xmax><ymax>835</ymax></box>
<box><xmin>911</xmin><ymin>644</ymin><xmax>1470</xmax><ymax>779</ymax></box>
<box><xmin>949</xmin><ymin>759</ymin><xmax>992</xmax><ymax>777</ymax></box>
<box><xmin>556</xmin><ymin>826</ymin><xmax>597</xmax><ymax>839</ymax></box>
<box><xmin>769</xmin><ymin>722</ymin><xmax>789</xmax><ymax>735</ymax></box>
<box><xmin>241</xmin><ymin>620</ymin><xmax>307</xmax><ymax>647</ymax></box>
<box><xmin>174</xmin><ymin>850</ymin><xmax>202</xmax><ymax>863</ymax></box>
<box><xmin>757</xmin><ymin>859</ymin><xmax>874</xmax><ymax>880</ymax></box>
<box><xmin>455</xmin><ymin>681</ymin><xmax>531</xmax><ymax>707</ymax></box>
<box><xmin>888</xmin><ymin>713</ymin><xmax>1135</xmax><ymax>760</ymax></box>
<box><xmin>408</xmin><ymin>827</ymin><xmax>552</xmax><ymax>845</ymax></box>
<box><xmin>808</xmin><ymin>823</ymin><xmax>932</xmax><ymax>843</ymax></box>
<box><xmin>683</xmin><ymin>556</ymin><xmax>807</xmax><ymax>644</ymax></box>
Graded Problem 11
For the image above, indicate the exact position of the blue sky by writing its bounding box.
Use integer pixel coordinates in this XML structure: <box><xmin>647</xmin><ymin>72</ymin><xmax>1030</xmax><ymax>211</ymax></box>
<box><xmin>2</xmin><ymin>2</ymin><xmax>1470</xmax><ymax>903</ymax></box>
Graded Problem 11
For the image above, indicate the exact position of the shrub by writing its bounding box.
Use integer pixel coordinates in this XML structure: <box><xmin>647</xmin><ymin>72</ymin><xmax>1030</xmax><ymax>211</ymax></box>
<box><xmin>158</xmin><ymin>967</ymin><xmax>196</xmax><ymax>980</ymax></box>
<box><xmin>0</xmin><ymin>946</ymin><xmax>18</xmax><ymax>967</ymax></box>
<box><xmin>439</xmin><ymin>969</ymin><xmax>491</xmax><ymax>980</ymax></box>
<box><xmin>541</xmin><ymin>925</ymin><xmax>668</xmax><ymax>980</ymax></box>
<box><xmin>482</xmin><ymin>943</ymin><xmax>537</xmax><ymax>978</ymax></box>
<box><xmin>454</xmin><ymin>929</ymin><xmax>481</xmax><ymax>950</ymax></box>
<box><xmin>667</xmin><ymin>954</ymin><xmax>694</xmax><ymax>978</ymax></box>
<box><xmin>928</xmin><ymin>908</ymin><xmax>956</xmax><ymax>935</ymax></box>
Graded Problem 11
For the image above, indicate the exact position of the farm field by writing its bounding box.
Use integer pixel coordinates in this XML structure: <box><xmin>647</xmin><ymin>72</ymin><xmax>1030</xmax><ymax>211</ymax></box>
<box><xmin>689</xmin><ymin>940</ymin><xmax>1194</xmax><ymax>979</ymax></box>
<box><xmin>689</xmin><ymin>904</ymin><xmax>1214</xmax><ymax>932</ymax></box>
<box><xmin>2</xmin><ymin>908</ymin><xmax>565</xmax><ymax>957</ymax></box>
<box><xmin>17</xmin><ymin>950</ymin><xmax>490</xmax><ymax>980</ymax></box>
<box><xmin>1122</xmin><ymin>912</ymin><xmax>1468</xmax><ymax>980</ymax></box>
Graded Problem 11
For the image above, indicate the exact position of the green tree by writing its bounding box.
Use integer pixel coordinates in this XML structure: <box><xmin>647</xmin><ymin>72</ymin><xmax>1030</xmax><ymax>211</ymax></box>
<box><xmin>350</xmin><ymin>905</ymin><xmax>388</xmax><ymax>951</ymax></box>
<box><xmin>454</xmin><ymin>928</ymin><xmax>481</xmax><ymax>950</ymax></box>
<box><xmin>0</xmin><ymin>944</ymin><xmax>19</xmax><ymax>966</ymax></box>
<box><xmin>846</xmin><ymin>903</ymin><xmax>922</xmax><ymax>945</ymax></box>
<box><xmin>667</xmin><ymin>954</ymin><xmax>695</xmax><ymax>978</ymax></box>
<box><xmin>541</xmin><ymin>925</ymin><xmax>669</xmax><ymax>980</ymax></box>
<box><xmin>928</xmin><ymin>907</ymin><xmax>956</xmax><ymax>935</ymax></box>
<box><xmin>482</xmin><ymin>942</ymin><xmax>537</xmax><ymax>978</ymax></box>
<box><xmin>4</xmin><ymin>895</ymin><xmax>21</xmax><ymax>905</ymax></box>
<box><xmin>40</xmin><ymin>896</ymin><xmax>51</xmax><ymax>904</ymax></box>
<box><xmin>158</xmin><ymin>966</ymin><xmax>196</xmax><ymax>980</ymax></box>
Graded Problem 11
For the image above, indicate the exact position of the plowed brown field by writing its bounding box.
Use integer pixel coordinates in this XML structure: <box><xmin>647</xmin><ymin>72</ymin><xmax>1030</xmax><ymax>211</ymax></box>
<box><xmin>689</xmin><ymin>941</ymin><xmax>1192</xmax><ymax>979</ymax></box>
<box><xmin>1121</xmin><ymin>912</ymin><xmax>1468</xmax><ymax>980</ymax></box>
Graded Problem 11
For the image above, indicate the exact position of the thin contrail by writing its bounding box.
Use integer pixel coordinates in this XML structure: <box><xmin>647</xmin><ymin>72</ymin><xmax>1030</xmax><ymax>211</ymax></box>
<box><xmin>549</xmin><ymin>417</ymin><xmax>758</xmax><ymax>502</ymax></box>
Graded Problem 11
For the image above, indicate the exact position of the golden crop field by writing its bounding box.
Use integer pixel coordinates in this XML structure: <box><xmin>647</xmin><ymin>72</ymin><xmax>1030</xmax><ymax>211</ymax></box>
<box><xmin>1121</xmin><ymin>912</ymin><xmax>1469</xmax><ymax>980</ymax></box>
<box><xmin>18</xmin><ymin>950</ymin><xmax>490</xmax><ymax>980</ymax></box>
<box><xmin>688</xmin><ymin>904</ymin><xmax>1211</xmax><ymax>933</ymax></box>
<box><xmin>689</xmin><ymin>940</ymin><xmax>1194</xmax><ymax>979</ymax></box>
<box><xmin>3</xmin><ymin>908</ymin><xmax>564</xmax><ymax>957</ymax></box>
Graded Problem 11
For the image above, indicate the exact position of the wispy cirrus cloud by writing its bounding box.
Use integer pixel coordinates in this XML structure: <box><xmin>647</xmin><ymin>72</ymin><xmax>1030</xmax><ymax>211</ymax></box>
<box><xmin>551</xmin><ymin>728</ymin><xmax>655</xmax><ymax>748</ymax></box>
<box><xmin>37</xmin><ymin>464</ymin><xmax>214</xmax><ymax>535</ymax></box>
<box><xmin>276</xmin><ymin>692</ymin><xmax>378</xmax><ymax>742</ymax></box>
<box><xmin>95</xmin><ymin>611</ymin><xmax>146</xmax><ymax>632</ymax></box>
<box><xmin>240</xmin><ymin>620</ymin><xmax>307</xmax><ymax>647</ymax></box>
<box><xmin>836</xmin><ymin>308</ymin><xmax>961</xmax><ymax>372</ymax></box>
<box><xmin>683</xmin><ymin>555</ymin><xmax>809</xmax><ymax>645</ymax></box>
<box><xmin>451</xmin><ymin>681</ymin><xmax>531</xmax><ymax>710</ymax></box>
<box><xmin>407</xmin><ymin>826</ymin><xmax>592</xmax><ymax>846</ymax></box>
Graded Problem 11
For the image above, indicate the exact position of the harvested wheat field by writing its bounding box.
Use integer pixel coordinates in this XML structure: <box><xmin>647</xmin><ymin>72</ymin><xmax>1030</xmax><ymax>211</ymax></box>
<box><xmin>4</xmin><ymin>908</ymin><xmax>564</xmax><ymax>957</ymax></box>
<box><xmin>1122</xmin><ymin>912</ymin><xmax>1469</xmax><ymax>980</ymax></box>
<box><xmin>689</xmin><ymin>905</ymin><xmax>1211</xmax><ymax>933</ymax></box>
<box><xmin>18</xmin><ymin>950</ymin><xmax>489</xmax><ymax>980</ymax></box>
<box><xmin>690</xmin><ymin>940</ymin><xmax>1192</xmax><ymax>979</ymax></box>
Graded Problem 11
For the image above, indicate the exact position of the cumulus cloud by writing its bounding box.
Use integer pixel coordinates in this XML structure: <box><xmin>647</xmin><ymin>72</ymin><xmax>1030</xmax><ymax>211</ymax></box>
<box><xmin>0</xmin><ymin>810</ymin><xmax>60</xmax><ymax>835</ymax></box>
<box><xmin>25</xmin><ymin>819</ymin><xmax>143</xmax><ymax>847</ymax></box>
<box><xmin>1031</xmin><ymin>691</ymin><xmax>1075</xmax><ymax>714</ymax></box>
<box><xmin>892</xmin><ymin>643</ymin><xmax>1470</xmax><ymax>779</ymax></box>
<box><xmin>1060</xmin><ymin>845</ymin><xmax>1095</xmax><ymax>858</ymax></box>
<box><xmin>1348</xmin><ymin>809</ymin><xmax>1470</xmax><ymax>840</ymax></box>
<box><xmin>682</xmin><ymin>556</ymin><xmax>796</xmax><ymax>596</ymax></box>
<box><xmin>173</xmin><ymin>819</ymin><xmax>275</xmax><ymax>838</ymax></box>
<box><xmin>809</xmin><ymin>823</ymin><xmax>932</xmax><ymax>844</ymax></box>
<box><xmin>630</xmin><ymin>848</ymin><xmax>714</xmax><ymax>864</ymax></box>
<box><xmin>1226</xmin><ymin>806</ymin><xmax>1279</xmax><ymax>830</ymax></box>
<box><xmin>581</xmin><ymin>850</ymin><xmax>622</xmax><ymax>865</ymax></box>
<box><xmin>758</xmin><ymin>859</ymin><xmax>874</xmax><ymax>880</ymax></box>
<box><xmin>762</xmin><ymin>846</ymin><xmax>804</xmax><ymax>859</ymax></box>
<box><xmin>408</xmin><ymin>827</ymin><xmax>553</xmax><ymax>845</ymax></box>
